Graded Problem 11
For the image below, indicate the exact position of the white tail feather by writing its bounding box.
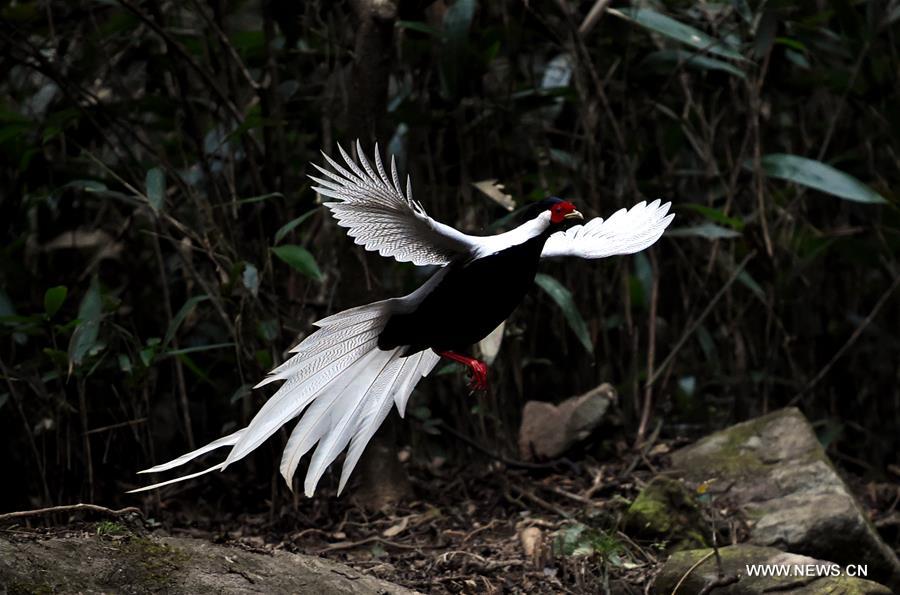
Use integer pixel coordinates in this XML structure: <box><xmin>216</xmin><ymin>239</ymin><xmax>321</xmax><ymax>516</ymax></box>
<box><xmin>223</xmin><ymin>329</ymin><xmax>384</xmax><ymax>466</ymax></box>
<box><xmin>127</xmin><ymin>462</ymin><xmax>226</xmax><ymax>493</ymax></box>
<box><xmin>131</xmin><ymin>299</ymin><xmax>439</xmax><ymax>497</ymax></box>
<box><xmin>335</xmin><ymin>350</ymin><xmax>440</xmax><ymax>495</ymax></box>
<box><xmin>300</xmin><ymin>350</ymin><xmax>404</xmax><ymax>495</ymax></box>
<box><xmin>137</xmin><ymin>429</ymin><xmax>244</xmax><ymax>474</ymax></box>
<box><xmin>278</xmin><ymin>348</ymin><xmax>393</xmax><ymax>486</ymax></box>
<box><xmin>395</xmin><ymin>350</ymin><xmax>441</xmax><ymax>418</ymax></box>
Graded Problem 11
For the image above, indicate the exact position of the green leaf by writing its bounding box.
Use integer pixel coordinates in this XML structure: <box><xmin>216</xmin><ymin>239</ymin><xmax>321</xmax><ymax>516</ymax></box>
<box><xmin>396</xmin><ymin>20</ymin><xmax>443</xmax><ymax>37</ymax></box>
<box><xmin>163</xmin><ymin>342</ymin><xmax>235</xmax><ymax>357</ymax></box>
<box><xmin>641</xmin><ymin>49</ymin><xmax>746</xmax><ymax>79</ymax></box>
<box><xmin>64</xmin><ymin>179</ymin><xmax>108</xmax><ymax>193</ymax></box>
<box><xmin>681</xmin><ymin>203</ymin><xmax>744</xmax><ymax>230</ymax></box>
<box><xmin>145</xmin><ymin>167</ymin><xmax>165</xmax><ymax>212</ymax></box>
<box><xmin>784</xmin><ymin>48</ymin><xmax>810</xmax><ymax>69</ymax></box>
<box><xmin>272</xmin><ymin>245</ymin><xmax>323</xmax><ymax>282</ymax></box>
<box><xmin>535</xmin><ymin>273</ymin><xmax>593</xmax><ymax>354</ymax></box>
<box><xmin>162</xmin><ymin>295</ymin><xmax>209</xmax><ymax>351</ymax></box>
<box><xmin>67</xmin><ymin>277</ymin><xmax>103</xmax><ymax>372</ymax></box>
<box><xmin>0</xmin><ymin>289</ymin><xmax>15</xmax><ymax>317</ymax></box>
<box><xmin>667</xmin><ymin>223</ymin><xmax>742</xmax><ymax>239</ymax></box>
<box><xmin>43</xmin><ymin>286</ymin><xmax>68</xmax><ymax>317</ymax></box>
<box><xmin>609</xmin><ymin>7</ymin><xmax>746</xmax><ymax>62</ymax></box>
<box><xmin>229</xmin><ymin>191</ymin><xmax>284</xmax><ymax>206</ymax></box>
<box><xmin>737</xmin><ymin>270</ymin><xmax>765</xmax><ymax>302</ymax></box>
<box><xmin>750</xmin><ymin>154</ymin><xmax>887</xmax><ymax>204</ymax></box>
<box><xmin>443</xmin><ymin>0</ymin><xmax>475</xmax><ymax>42</ymax></box>
<box><xmin>242</xmin><ymin>263</ymin><xmax>259</xmax><ymax>297</ymax></box>
<box><xmin>274</xmin><ymin>209</ymin><xmax>317</xmax><ymax>244</ymax></box>
<box><xmin>552</xmin><ymin>523</ymin><xmax>624</xmax><ymax>559</ymax></box>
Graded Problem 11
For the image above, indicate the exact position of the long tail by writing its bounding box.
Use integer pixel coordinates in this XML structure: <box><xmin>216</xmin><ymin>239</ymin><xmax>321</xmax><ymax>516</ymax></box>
<box><xmin>128</xmin><ymin>301</ymin><xmax>440</xmax><ymax>497</ymax></box>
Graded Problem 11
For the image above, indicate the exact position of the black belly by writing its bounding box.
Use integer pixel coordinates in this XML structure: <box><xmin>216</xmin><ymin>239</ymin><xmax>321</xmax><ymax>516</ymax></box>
<box><xmin>378</xmin><ymin>236</ymin><xmax>546</xmax><ymax>354</ymax></box>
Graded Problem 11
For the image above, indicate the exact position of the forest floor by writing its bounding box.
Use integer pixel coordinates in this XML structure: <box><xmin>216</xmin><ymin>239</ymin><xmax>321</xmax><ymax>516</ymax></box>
<box><xmin>137</xmin><ymin>445</ymin><xmax>900</xmax><ymax>593</ymax></box>
<box><xmin>4</xmin><ymin>444</ymin><xmax>899</xmax><ymax>594</ymax></box>
<box><xmin>245</xmin><ymin>460</ymin><xmax>660</xmax><ymax>593</ymax></box>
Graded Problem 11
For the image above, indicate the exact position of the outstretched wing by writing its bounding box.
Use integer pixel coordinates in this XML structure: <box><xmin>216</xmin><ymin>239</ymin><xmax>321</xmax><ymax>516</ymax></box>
<box><xmin>310</xmin><ymin>141</ymin><xmax>478</xmax><ymax>266</ymax></box>
<box><xmin>541</xmin><ymin>199</ymin><xmax>674</xmax><ymax>259</ymax></box>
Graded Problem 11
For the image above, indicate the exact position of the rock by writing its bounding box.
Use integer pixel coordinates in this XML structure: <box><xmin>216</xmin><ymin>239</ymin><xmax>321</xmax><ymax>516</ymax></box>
<box><xmin>0</xmin><ymin>532</ymin><xmax>418</xmax><ymax>594</ymax></box>
<box><xmin>624</xmin><ymin>476</ymin><xmax>707</xmax><ymax>551</ymax></box>
<box><xmin>654</xmin><ymin>544</ymin><xmax>891</xmax><ymax>594</ymax></box>
<box><xmin>518</xmin><ymin>383</ymin><xmax>616</xmax><ymax>460</ymax></box>
<box><xmin>670</xmin><ymin>407</ymin><xmax>900</xmax><ymax>589</ymax></box>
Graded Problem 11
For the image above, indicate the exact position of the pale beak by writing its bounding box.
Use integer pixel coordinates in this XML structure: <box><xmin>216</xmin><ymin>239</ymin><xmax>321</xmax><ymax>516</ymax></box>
<box><xmin>564</xmin><ymin>210</ymin><xmax>584</xmax><ymax>221</ymax></box>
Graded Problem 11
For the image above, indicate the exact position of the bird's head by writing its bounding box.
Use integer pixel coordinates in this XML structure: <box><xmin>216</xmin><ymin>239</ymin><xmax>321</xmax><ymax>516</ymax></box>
<box><xmin>540</xmin><ymin>197</ymin><xmax>583</xmax><ymax>225</ymax></box>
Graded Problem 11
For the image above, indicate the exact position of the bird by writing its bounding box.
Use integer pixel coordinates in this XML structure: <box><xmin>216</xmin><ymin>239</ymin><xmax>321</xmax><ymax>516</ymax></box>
<box><xmin>129</xmin><ymin>141</ymin><xmax>674</xmax><ymax>498</ymax></box>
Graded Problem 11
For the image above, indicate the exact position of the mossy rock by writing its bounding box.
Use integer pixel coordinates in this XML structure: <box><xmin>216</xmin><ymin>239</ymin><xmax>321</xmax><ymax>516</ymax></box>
<box><xmin>654</xmin><ymin>544</ymin><xmax>892</xmax><ymax>594</ymax></box>
<box><xmin>0</xmin><ymin>532</ymin><xmax>418</xmax><ymax>594</ymax></box>
<box><xmin>625</xmin><ymin>476</ymin><xmax>707</xmax><ymax>551</ymax></box>
<box><xmin>669</xmin><ymin>407</ymin><xmax>900</xmax><ymax>589</ymax></box>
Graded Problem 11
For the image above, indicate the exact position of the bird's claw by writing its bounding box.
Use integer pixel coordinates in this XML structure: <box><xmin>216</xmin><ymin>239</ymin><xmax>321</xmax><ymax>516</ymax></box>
<box><xmin>436</xmin><ymin>351</ymin><xmax>490</xmax><ymax>392</ymax></box>
<box><xmin>467</xmin><ymin>360</ymin><xmax>489</xmax><ymax>392</ymax></box>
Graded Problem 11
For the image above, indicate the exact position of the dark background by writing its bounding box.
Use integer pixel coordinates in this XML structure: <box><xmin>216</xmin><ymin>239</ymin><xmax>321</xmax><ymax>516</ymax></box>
<box><xmin>1</xmin><ymin>0</ymin><xmax>898</xmax><ymax>519</ymax></box>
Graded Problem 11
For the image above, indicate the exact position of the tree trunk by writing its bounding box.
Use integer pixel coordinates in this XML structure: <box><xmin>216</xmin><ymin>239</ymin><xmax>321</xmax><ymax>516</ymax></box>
<box><xmin>341</xmin><ymin>0</ymin><xmax>413</xmax><ymax>510</ymax></box>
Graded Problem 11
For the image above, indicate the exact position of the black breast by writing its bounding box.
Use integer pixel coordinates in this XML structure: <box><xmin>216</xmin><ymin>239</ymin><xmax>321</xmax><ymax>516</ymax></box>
<box><xmin>378</xmin><ymin>234</ymin><xmax>548</xmax><ymax>354</ymax></box>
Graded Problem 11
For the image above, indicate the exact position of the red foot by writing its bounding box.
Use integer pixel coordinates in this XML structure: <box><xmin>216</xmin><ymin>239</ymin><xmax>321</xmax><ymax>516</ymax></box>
<box><xmin>437</xmin><ymin>351</ymin><xmax>489</xmax><ymax>391</ymax></box>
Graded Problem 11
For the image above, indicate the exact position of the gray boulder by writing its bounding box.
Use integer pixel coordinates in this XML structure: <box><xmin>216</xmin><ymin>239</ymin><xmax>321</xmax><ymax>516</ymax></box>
<box><xmin>518</xmin><ymin>382</ymin><xmax>615</xmax><ymax>460</ymax></box>
<box><xmin>670</xmin><ymin>407</ymin><xmax>900</xmax><ymax>589</ymax></box>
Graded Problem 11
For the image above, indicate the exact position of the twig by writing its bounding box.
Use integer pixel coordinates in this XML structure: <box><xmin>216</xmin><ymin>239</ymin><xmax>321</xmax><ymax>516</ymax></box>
<box><xmin>670</xmin><ymin>550</ymin><xmax>715</xmax><ymax>595</ymax></box>
<box><xmin>647</xmin><ymin>252</ymin><xmax>755</xmax><ymax>387</ymax></box>
<box><xmin>0</xmin><ymin>357</ymin><xmax>52</xmax><ymax>504</ymax></box>
<box><xmin>438</xmin><ymin>550</ymin><xmax>525</xmax><ymax>571</ymax></box>
<box><xmin>460</xmin><ymin>519</ymin><xmax>502</xmax><ymax>544</ymax></box>
<box><xmin>541</xmin><ymin>484</ymin><xmax>603</xmax><ymax>508</ymax></box>
<box><xmin>791</xmin><ymin>273</ymin><xmax>900</xmax><ymax>404</ymax></box>
<box><xmin>432</xmin><ymin>419</ymin><xmax>579</xmax><ymax>473</ymax></box>
<box><xmin>115</xmin><ymin>0</ymin><xmax>250</xmax><ymax>132</ymax></box>
<box><xmin>315</xmin><ymin>535</ymin><xmax>435</xmax><ymax>554</ymax></box>
<box><xmin>152</xmin><ymin>226</ymin><xmax>194</xmax><ymax>449</ymax></box>
<box><xmin>636</xmin><ymin>251</ymin><xmax>659</xmax><ymax>446</ymax></box>
<box><xmin>0</xmin><ymin>504</ymin><xmax>142</xmax><ymax>524</ymax></box>
<box><xmin>748</xmin><ymin>49</ymin><xmax>774</xmax><ymax>258</ymax></box>
<box><xmin>622</xmin><ymin>419</ymin><xmax>662</xmax><ymax>478</ymax></box>
<box><xmin>186</xmin><ymin>0</ymin><xmax>260</xmax><ymax>90</ymax></box>
<box><xmin>85</xmin><ymin>417</ymin><xmax>148</xmax><ymax>436</ymax></box>
<box><xmin>578</xmin><ymin>0</ymin><xmax>612</xmax><ymax>36</ymax></box>
<box><xmin>507</xmin><ymin>483</ymin><xmax>574</xmax><ymax>520</ymax></box>
<box><xmin>76</xmin><ymin>378</ymin><xmax>95</xmax><ymax>502</ymax></box>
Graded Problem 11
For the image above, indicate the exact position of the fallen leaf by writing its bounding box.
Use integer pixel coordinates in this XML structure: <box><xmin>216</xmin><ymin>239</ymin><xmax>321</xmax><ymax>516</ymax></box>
<box><xmin>519</xmin><ymin>526</ymin><xmax>543</xmax><ymax>563</ymax></box>
<box><xmin>382</xmin><ymin>516</ymin><xmax>409</xmax><ymax>538</ymax></box>
<box><xmin>648</xmin><ymin>443</ymin><xmax>671</xmax><ymax>456</ymax></box>
<box><xmin>473</xmin><ymin>179</ymin><xmax>515</xmax><ymax>211</ymax></box>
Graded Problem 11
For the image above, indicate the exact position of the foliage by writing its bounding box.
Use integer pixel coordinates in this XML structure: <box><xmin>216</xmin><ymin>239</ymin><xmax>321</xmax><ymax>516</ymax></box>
<box><xmin>0</xmin><ymin>0</ymin><xmax>898</xmax><ymax>511</ymax></box>
<box><xmin>552</xmin><ymin>523</ymin><xmax>627</xmax><ymax>565</ymax></box>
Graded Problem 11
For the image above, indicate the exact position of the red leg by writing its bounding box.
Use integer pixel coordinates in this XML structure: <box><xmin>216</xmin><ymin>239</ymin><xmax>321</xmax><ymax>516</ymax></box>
<box><xmin>437</xmin><ymin>351</ymin><xmax>489</xmax><ymax>391</ymax></box>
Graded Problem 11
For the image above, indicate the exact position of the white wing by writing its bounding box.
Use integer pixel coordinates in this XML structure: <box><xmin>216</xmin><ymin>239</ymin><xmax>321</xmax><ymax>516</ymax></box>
<box><xmin>310</xmin><ymin>141</ymin><xmax>479</xmax><ymax>266</ymax></box>
<box><xmin>541</xmin><ymin>199</ymin><xmax>674</xmax><ymax>259</ymax></box>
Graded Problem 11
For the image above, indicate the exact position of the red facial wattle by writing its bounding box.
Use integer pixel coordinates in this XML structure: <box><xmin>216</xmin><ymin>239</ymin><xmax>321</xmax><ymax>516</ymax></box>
<box><xmin>550</xmin><ymin>201</ymin><xmax>583</xmax><ymax>224</ymax></box>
